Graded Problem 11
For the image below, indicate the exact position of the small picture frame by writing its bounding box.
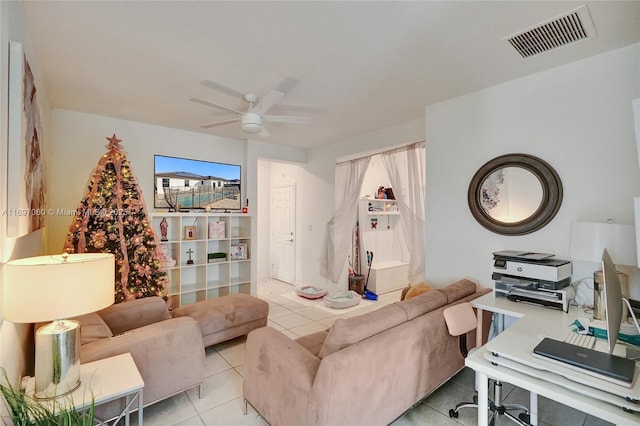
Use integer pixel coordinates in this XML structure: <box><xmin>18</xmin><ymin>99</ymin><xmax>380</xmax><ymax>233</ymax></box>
<box><xmin>230</xmin><ymin>244</ymin><xmax>247</xmax><ymax>260</ymax></box>
<box><xmin>184</xmin><ymin>225</ymin><xmax>197</xmax><ymax>240</ymax></box>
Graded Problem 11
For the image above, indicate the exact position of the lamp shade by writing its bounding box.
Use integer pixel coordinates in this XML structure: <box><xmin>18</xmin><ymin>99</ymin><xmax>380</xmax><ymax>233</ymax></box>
<box><xmin>635</xmin><ymin>198</ymin><xmax>640</xmax><ymax>267</ymax></box>
<box><xmin>3</xmin><ymin>253</ymin><xmax>114</xmax><ymax>323</ymax></box>
<box><xmin>569</xmin><ymin>221</ymin><xmax>636</xmax><ymax>266</ymax></box>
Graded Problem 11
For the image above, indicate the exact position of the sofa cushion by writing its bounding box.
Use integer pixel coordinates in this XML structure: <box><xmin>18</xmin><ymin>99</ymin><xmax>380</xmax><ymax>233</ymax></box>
<box><xmin>98</xmin><ymin>296</ymin><xmax>170</xmax><ymax>335</ymax></box>
<box><xmin>439</xmin><ymin>279</ymin><xmax>477</xmax><ymax>304</ymax></box>
<box><xmin>295</xmin><ymin>330</ymin><xmax>329</xmax><ymax>357</ymax></box>
<box><xmin>394</xmin><ymin>289</ymin><xmax>448</xmax><ymax>321</ymax></box>
<box><xmin>318</xmin><ymin>304</ymin><xmax>407</xmax><ymax>359</ymax></box>
<box><xmin>71</xmin><ymin>312</ymin><xmax>113</xmax><ymax>345</ymax></box>
<box><xmin>173</xmin><ymin>294</ymin><xmax>268</xmax><ymax>338</ymax></box>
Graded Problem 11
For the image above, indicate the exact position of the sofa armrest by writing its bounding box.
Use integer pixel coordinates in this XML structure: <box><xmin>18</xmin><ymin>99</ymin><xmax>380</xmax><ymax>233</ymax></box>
<box><xmin>243</xmin><ymin>327</ymin><xmax>321</xmax><ymax>425</ymax></box>
<box><xmin>97</xmin><ymin>296</ymin><xmax>170</xmax><ymax>335</ymax></box>
<box><xmin>81</xmin><ymin>317</ymin><xmax>204</xmax><ymax>406</ymax></box>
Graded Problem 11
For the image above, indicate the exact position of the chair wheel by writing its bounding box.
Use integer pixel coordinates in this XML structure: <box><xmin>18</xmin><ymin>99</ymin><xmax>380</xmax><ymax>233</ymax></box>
<box><xmin>473</xmin><ymin>395</ymin><xmax>478</xmax><ymax>404</ymax></box>
<box><xmin>518</xmin><ymin>412</ymin><xmax>530</xmax><ymax>423</ymax></box>
<box><xmin>449</xmin><ymin>409</ymin><xmax>458</xmax><ymax>418</ymax></box>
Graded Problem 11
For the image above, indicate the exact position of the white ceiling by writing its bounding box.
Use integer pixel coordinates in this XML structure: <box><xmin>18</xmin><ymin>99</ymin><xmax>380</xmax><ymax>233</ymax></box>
<box><xmin>23</xmin><ymin>1</ymin><xmax>640</xmax><ymax>149</ymax></box>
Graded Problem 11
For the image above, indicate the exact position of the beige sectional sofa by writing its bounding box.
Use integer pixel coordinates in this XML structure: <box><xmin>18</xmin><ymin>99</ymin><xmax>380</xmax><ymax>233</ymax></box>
<box><xmin>243</xmin><ymin>279</ymin><xmax>491</xmax><ymax>426</ymax></box>
<box><xmin>75</xmin><ymin>296</ymin><xmax>205</xmax><ymax>421</ymax></box>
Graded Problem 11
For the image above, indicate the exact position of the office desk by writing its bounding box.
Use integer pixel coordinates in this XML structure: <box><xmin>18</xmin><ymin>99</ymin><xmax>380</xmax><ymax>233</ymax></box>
<box><xmin>468</xmin><ymin>293</ymin><xmax>640</xmax><ymax>426</ymax></box>
<box><xmin>466</xmin><ymin>346</ymin><xmax>639</xmax><ymax>425</ymax></box>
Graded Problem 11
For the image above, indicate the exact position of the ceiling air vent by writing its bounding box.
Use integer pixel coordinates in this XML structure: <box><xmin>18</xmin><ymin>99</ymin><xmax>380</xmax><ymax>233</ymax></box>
<box><xmin>504</xmin><ymin>5</ymin><xmax>596</xmax><ymax>59</ymax></box>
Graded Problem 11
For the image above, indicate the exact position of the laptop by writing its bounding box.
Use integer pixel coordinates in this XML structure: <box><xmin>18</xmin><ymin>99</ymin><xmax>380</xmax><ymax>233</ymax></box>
<box><xmin>533</xmin><ymin>337</ymin><xmax>636</xmax><ymax>388</ymax></box>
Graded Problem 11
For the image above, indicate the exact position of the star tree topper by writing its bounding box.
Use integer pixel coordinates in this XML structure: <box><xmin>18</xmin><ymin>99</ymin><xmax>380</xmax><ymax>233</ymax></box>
<box><xmin>106</xmin><ymin>133</ymin><xmax>122</xmax><ymax>151</ymax></box>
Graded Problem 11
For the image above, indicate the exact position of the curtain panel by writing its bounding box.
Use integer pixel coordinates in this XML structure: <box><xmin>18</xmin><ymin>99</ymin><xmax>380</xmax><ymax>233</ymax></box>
<box><xmin>320</xmin><ymin>157</ymin><xmax>371</xmax><ymax>283</ymax></box>
<box><xmin>381</xmin><ymin>142</ymin><xmax>426</xmax><ymax>283</ymax></box>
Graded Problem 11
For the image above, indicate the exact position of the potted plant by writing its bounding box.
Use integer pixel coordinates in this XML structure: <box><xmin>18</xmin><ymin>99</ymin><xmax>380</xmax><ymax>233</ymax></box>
<box><xmin>1</xmin><ymin>371</ymin><xmax>94</xmax><ymax>426</ymax></box>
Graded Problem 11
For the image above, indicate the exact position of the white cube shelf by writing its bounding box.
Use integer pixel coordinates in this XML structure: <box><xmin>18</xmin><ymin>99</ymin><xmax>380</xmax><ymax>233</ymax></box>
<box><xmin>151</xmin><ymin>212</ymin><xmax>253</xmax><ymax>308</ymax></box>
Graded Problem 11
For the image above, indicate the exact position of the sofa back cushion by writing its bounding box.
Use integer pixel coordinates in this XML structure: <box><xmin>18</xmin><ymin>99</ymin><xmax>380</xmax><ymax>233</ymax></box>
<box><xmin>394</xmin><ymin>289</ymin><xmax>448</xmax><ymax>321</ymax></box>
<box><xmin>318</xmin><ymin>304</ymin><xmax>407</xmax><ymax>359</ymax></box>
<box><xmin>439</xmin><ymin>279</ymin><xmax>477</xmax><ymax>304</ymax></box>
<box><xmin>71</xmin><ymin>312</ymin><xmax>113</xmax><ymax>345</ymax></box>
<box><xmin>98</xmin><ymin>296</ymin><xmax>170</xmax><ymax>335</ymax></box>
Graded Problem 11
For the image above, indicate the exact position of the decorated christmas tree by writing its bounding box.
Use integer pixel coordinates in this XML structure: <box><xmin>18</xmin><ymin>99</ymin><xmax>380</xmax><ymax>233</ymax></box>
<box><xmin>64</xmin><ymin>134</ymin><xmax>168</xmax><ymax>303</ymax></box>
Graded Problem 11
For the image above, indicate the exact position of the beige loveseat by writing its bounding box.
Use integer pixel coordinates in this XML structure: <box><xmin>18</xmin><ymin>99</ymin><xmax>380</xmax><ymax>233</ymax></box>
<box><xmin>74</xmin><ymin>296</ymin><xmax>205</xmax><ymax>420</ymax></box>
<box><xmin>243</xmin><ymin>279</ymin><xmax>491</xmax><ymax>425</ymax></box>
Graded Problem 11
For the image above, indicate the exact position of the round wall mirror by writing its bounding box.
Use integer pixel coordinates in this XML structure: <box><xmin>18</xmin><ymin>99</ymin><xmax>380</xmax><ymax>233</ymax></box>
<box><xmin>468</xmin><ymin>154</ymin><xmax>562</xmax><ymax>235</ymax></box>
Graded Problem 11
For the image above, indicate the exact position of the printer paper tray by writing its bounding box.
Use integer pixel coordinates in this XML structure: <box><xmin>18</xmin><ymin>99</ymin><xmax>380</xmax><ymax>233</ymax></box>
<box><xmin>506</xmin><ymin>293</ymin><xmax>564</xmax><ymax>311</ymax></box>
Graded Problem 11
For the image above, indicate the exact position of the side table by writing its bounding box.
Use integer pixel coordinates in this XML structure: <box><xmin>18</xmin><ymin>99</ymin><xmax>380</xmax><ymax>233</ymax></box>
<box><xmin>25</xmin><ymin>352</ymin><xmax>144</xmax><ymax>425</ymax></box>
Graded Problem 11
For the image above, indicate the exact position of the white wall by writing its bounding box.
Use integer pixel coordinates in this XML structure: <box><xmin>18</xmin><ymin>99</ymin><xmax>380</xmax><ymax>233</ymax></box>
<box><xmin>0</xmin><ymin>0</ymin><xmax>52</xmax><ymax>395</ymax></box>
<box><xmin>360</xmin><ymin>155</ymin><xmax>392</xmax><ymax>199</ymax></box>
<box><xmin>425</xmin><ymin>43</ymin><xmax>640</xmax><ymax>292</ymax></box>
<box><xmin>256</xmin><ymin>160</ymin><xmax>271</xmax><ymax>281</ymax></box>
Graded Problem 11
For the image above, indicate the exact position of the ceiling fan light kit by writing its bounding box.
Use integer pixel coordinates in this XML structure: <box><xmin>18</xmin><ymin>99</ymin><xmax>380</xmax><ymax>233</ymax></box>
<box><xmin>241</xmin><ymin>112</ymin><xmax>262</xmax><ymax>134</ymax></box>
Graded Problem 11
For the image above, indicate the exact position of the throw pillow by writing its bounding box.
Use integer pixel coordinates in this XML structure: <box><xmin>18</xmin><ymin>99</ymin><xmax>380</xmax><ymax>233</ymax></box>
<box><xmin>404</xmin><ymin>282</ymin><xmax>432</xmax><ymax>300</ymax></box>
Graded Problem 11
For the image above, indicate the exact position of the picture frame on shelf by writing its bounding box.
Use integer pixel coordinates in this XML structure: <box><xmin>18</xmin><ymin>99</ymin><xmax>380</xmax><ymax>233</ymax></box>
<box><xmin>208</xmin><ymin>221</ymin><xmax>225</xmax><ymax>239</ymax></box>
<box><xmin>230</xmin><ymin>244</ymin><xmax>247</xmax><ymax>260</ymax></box>
<box><xmin>184</xmin><ymin>225</ymin><xmax>197</xmax><ymax>240</ymax></box>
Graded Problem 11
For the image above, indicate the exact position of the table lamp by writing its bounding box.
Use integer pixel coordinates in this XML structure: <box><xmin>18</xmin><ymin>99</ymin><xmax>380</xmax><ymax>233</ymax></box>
<box><xmin>569</xmin><ymin>221</ymin><xmax>636</xmax><ymax>320</ymax></box>
<box><xmin>3</xmin><ymin>253</ymin><xmax>114</xmax><ymax>399</ymax></box>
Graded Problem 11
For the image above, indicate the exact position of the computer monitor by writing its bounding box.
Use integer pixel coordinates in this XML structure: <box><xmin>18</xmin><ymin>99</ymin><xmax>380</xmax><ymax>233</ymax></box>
<box><xmin>602</xmin><ymin>248</ymin><xmax>623</xmax><ymax>354</ymax></box>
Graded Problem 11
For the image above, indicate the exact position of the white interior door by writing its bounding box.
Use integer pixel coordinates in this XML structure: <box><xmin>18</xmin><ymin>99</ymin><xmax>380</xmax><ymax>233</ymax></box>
<box><xmin>271</xmin><ymin>185</ymin><xmax>296</xmax><ymax>284</ymax></box>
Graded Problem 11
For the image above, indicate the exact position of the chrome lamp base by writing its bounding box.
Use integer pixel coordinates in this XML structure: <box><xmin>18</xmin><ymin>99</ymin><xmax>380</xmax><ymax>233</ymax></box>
<box><xmin>34</xmin><ymin>319</ymin><xmax>82</xmax><ymax>400</ymax></box>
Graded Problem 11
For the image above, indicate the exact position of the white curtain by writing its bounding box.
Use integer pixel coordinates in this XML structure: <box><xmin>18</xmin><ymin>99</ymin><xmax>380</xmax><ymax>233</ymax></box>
<box><xmin>381</xmin><ymin>142</ymin><xmax>426</xmax><ymax>283</ymax></box>
<box><xmin>320</xmin><ymin>156</ymin><xmax>371</xmax><ymax>283</ymax></box>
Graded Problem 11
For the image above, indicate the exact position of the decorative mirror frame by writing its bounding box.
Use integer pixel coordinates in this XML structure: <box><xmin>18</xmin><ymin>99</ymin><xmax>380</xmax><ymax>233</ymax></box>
<box><xmin>467</xmin><ymin>153</ymin><xmax>563</xmax><ymax>236</ymax></box>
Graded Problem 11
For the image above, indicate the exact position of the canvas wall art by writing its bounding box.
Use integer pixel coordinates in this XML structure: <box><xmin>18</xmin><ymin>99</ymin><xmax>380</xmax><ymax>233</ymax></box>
<box><xmin>7</xmin><ymin>41</ymin><xmax>46</xmax><ymax>236</ymax></box>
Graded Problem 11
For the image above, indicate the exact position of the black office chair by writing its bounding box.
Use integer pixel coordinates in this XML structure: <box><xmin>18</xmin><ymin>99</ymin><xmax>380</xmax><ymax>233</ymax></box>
<box><xmin>443</xmin><ymin>302</ymin><xmax>531</xmax><ymax>426</ymax></box>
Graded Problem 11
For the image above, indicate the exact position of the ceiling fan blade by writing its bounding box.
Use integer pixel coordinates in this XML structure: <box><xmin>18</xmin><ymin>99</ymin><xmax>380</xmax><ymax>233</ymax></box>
<box><xmin>200</xmin><ymin>117</ymin><xmax>240</xmax><ymax>129</ymax></box>
<box><xmin>200</xmin><ymin>80</ymin><xmax>245</xmax><ymax>100</ymax></box>
<box><xmin>189</xmin><ymin>97</ymin><xmax>244</xmax><ymax>115</ymax></box>
<box><xmin>274</xmin><ymin>77</ymin><xmax>300</xmax><ymax>95</ymax></box>
<box><xmin>263</xmin><ymin>114</ymin><xmax>312</xmax><ymax>124</ymax></box>
<box><xmin>258</xmin><ymin>125</ymin><xmax>271</xmax><ymax>137</ymax></box>
<box><xmin>269</xmin><ymin>104</ymin><xmax>328</xmax><ymax>114</ymax></box>
<box><xmin>252</xmin><ymin>90</ymin><xmax>284</xmax><ymax>115</ymax></box>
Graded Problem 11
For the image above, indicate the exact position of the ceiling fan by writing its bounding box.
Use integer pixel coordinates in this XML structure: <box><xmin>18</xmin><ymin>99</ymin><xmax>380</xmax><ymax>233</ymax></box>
<box><xmin>190</xmin><ymin>78</ymin><xmax>314</xmax><ymax>137</ymax></box>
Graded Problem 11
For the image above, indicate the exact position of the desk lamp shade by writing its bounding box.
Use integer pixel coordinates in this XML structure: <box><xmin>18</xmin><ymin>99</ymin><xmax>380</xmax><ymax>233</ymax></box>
<box><xmin>569</xmin><ymin>221</ymin><xmax>636</xmax><ymax>320</ymax></box>
<box><xmin>3</xmin><ymin>253</ymin><xmax>114</xmax><ymax>399</ymax></box>
<box><xmin>569</xmin><ymin>222</ymin><xmax>636</xmax><ymax>267</ymax></box>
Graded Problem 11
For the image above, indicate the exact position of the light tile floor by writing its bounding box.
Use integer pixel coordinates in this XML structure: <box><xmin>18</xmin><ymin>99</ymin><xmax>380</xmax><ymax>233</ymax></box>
<box><xmin>133</xmin><ymin>279</ymin><xmax>614</xmax><ymax>426</ymax></box>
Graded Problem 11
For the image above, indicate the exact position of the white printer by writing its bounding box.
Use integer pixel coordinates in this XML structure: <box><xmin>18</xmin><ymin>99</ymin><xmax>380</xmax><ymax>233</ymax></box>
<box><xmin>492</xmin><ymin>250</ymin><xmax>573</xmax><ymax>312</ymax></box>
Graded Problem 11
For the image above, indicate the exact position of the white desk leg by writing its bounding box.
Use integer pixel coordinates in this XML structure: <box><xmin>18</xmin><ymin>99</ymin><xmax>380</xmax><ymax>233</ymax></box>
<box><xmin>529</xmin><ymin>391</ymin><xmax>538</xmax><ymax>426</ymax></box>
<box><xmin>124</xmin><ymin>394</ymin><xmax>130</xmax><ymax>426</ymax></box>
<box><xmin>476</xmin><ymin>307</ymin><xmax>485</xmax><ymax>348</ymax></box>
<box><xmin>138</xmin><ymin>389</ymin><xmax>144</xmax><ymax>425</ymax></box>
<box><xmin>477</xmin><ymin>371</ymin><xmax>489</xmax><ymax>426</ymax></box>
